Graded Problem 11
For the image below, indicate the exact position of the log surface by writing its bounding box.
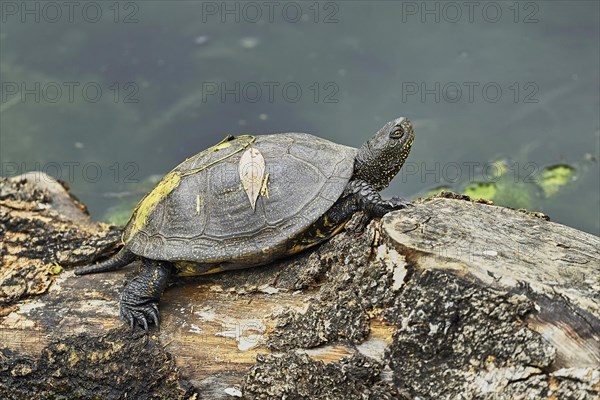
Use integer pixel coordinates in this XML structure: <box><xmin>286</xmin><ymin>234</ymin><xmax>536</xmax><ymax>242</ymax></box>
<box><xmin>1</xmin><ymin>174</ymin><xmax>599</xmax><ymax>399</ymax></box>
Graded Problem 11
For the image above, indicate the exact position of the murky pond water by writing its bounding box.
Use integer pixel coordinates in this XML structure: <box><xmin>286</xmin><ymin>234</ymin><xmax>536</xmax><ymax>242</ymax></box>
<box><xmin>1</xmin><ymin>1</ymin><xmax>598</xmax><ymax>234</ymax></box>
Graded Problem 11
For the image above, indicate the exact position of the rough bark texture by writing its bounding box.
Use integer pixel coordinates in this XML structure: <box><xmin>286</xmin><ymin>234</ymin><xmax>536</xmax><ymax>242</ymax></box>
<box><xmin>1</xmin><ymin>173</ymin><xmax>599</xmax><ymax>399</ymax></box>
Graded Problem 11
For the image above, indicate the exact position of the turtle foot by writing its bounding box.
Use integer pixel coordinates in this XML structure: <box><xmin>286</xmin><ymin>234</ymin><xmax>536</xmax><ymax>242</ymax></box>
<box><xmin>118</xmin><ymin>258</ymin><xmax>172</xmax><ymax>332</ymax></box>
<box><xmin>120</xmin><ymin>297</ymin><xmax>160</xmax><ymax>332</ymax></box>
<box><xmin>349</xmin><ymin>180</ymin><xmax>413</xmax><ymax>218</ymax></box>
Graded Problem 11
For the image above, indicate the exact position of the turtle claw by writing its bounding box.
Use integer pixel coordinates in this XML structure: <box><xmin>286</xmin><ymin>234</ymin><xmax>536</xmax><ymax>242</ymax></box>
<box><xmin>150</xmin><ymin>305</ymin><xmax>160</xmax><ymax>330</ymax></box>
<box><xmin>389</xmin><ymin>196</ymin><xmax>413</xmax><ymax>209</ymax></box>
<box><xmin>120</xmin><ymin>301</ymin><xmax>161</xmax><ymax>332</ymax></box>
<box><xmin>366</xmin><ymin>196</ymin><xmax>413</xmax><ymax>218</ymax></box>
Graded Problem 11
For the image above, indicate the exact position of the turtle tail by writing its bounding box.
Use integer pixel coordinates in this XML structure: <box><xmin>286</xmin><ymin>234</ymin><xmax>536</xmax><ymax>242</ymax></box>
<box><xmin>75</xmin><ymin>248</ymin><xmax>136</xmax><ymax>275</ymax></box>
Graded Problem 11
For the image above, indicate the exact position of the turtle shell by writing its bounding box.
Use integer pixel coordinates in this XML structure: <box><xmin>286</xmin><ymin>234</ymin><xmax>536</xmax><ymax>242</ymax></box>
<box><xmin>122</xmin><ymin>133</ymin><xmax>357</xmax><ymax>270</ymax></box>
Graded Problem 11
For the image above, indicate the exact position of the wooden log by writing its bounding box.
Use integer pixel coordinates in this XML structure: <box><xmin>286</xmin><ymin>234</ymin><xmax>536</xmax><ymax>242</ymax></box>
<box><xmin>1</xmin><ymin>173</ymin><xmax>598</xmax><ymax>399</ymax></box>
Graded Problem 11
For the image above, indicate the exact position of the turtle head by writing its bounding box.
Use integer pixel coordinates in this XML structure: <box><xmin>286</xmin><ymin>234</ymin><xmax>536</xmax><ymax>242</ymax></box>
<box><xmin>353</xmin><ymin>117</ymin><xmax>414</xmax><ymax>191</ymax></box>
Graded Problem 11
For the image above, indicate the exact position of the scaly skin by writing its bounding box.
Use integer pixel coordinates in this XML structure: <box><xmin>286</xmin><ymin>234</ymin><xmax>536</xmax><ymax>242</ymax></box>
<box><xmin>315</xmin><ymin>117</ymin><xmax>415</xmax><ymax>229</ymax></box>
<box><xmin>317</xmin><ymin>180</ymin><xmax>410</xmax><ymax>225</ymax></box>
<box><xmin>346</xmin><ymin>179</ymin><xmax>411</xmax><ymax>218</ymax></box>
<box><xmin>119</xmin><ymin>258</ymin><xmax>174</xmax><ymax>331</ymax></box>
<box><xmin>75</xmin><ymin>248</ymin><xmax>136</xmax><ymax>275</ymax></box>
<box><xmin>354</xmin><ymin>117</ymin><xmax>414</xmax><ymax>191</ymax></box>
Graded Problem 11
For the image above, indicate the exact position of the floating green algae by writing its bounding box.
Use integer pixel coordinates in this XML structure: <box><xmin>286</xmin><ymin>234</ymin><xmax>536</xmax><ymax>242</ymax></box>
<box><xmin>462</xmin><ymin>182</ymin><xmax>497</xmax><ymax>200</ymax></box>
<box><xmin>493</xmin><ymin>179</ymin><xmax>533</xmax><ymax>210</ymax></box>
<box><xmin>539</xmin><ymin>164</ymin><xmax>576</xmax><ymax>198</ymax></box>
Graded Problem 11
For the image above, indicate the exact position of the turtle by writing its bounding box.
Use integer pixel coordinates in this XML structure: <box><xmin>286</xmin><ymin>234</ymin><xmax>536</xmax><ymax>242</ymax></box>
<box><xmin>75</xmin><ymin>117</ymin><xmax>415</xmax><ymax>330</ymax></box>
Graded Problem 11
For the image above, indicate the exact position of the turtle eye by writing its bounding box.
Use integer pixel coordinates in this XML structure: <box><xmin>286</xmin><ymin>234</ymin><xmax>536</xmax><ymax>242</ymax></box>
<box><xmin>389</xmin><ymin>127</ymin><xmax>404</xmax><ymax>139</ymax></box>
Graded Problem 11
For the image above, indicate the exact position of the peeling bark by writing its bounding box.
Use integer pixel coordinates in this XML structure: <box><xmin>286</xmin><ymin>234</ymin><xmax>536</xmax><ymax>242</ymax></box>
<box><xmin>1</xmin><ymin>173</ymin><xmax>598</xmax><ymax>399</ymax></box>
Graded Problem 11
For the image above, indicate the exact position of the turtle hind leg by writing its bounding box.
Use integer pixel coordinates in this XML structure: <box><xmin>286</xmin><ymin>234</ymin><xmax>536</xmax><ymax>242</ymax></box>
<box><xmin>120</xmin><ymin>258</ymin><xmax>174</xmax><ymax>331</ymax></box>
<box><xmin>75</xmin><ymin>248</ymin><xmax>136</xmax><ymax>275</ymax></box>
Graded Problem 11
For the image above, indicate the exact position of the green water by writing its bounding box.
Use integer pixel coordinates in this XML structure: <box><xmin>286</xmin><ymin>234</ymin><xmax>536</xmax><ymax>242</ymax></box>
<box><xmin>1</xmin><ymin>1</ymin><xmax>598</xmax><ymax>235</ymax></box>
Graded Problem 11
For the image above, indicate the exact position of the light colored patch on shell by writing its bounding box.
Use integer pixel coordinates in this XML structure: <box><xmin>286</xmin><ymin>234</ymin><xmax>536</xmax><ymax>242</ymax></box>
<box><xmin>124</xmin><ymin>171</ymin><xmax>181</xmax><ymax>241</ymax></box>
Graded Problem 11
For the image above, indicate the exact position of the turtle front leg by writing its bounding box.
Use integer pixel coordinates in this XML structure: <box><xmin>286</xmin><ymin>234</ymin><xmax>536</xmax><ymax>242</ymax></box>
<box><xmin>120</xmin><ymin>258</ymin><xmax>174</xmax><ymax>331</ymax></box>
<box><xmin>346</xmin><ymin>179</ymin><xmax>412</xmax><ymax>218</ymax></box>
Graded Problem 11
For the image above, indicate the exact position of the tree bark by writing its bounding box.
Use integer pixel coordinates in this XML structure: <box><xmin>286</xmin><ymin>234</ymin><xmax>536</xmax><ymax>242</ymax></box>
<box><xmin>1</xmin><ymin>173</ymin><xmax>598</xmax><ymax>399</ymax></box>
